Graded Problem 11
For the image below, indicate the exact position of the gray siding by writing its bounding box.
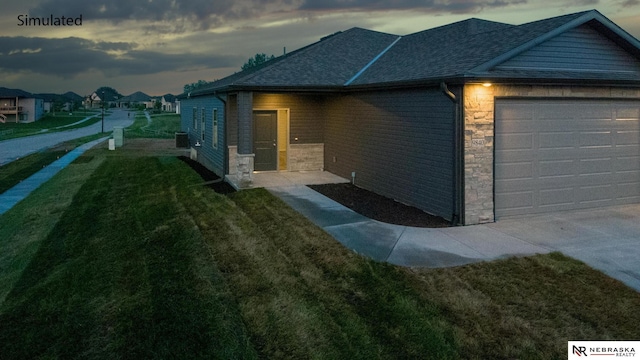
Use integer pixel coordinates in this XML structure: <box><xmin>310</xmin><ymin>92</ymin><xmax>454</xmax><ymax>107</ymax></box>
<box><xmin>497</xmin><ymin>24</ymin><xmax>640</xmax><ymax>73</ymax></box>
<box><xmin>227</xmin><ymin>94</ymin><xmax>238</xmax><ymax>146</ymax></box>
<box><xmin>324</xmin><ymin>88</ymin><xmax>455</xmax><ymax>220</ymax></box>
<box><xmin>179</xmin><ymin>96</ymin><xmax>226</xmax><ymax>176</ymax></box>
<box><xmin>253</xmin><ymin>93</ymin><xmax>325</xmax><ymax>144</ymax></box>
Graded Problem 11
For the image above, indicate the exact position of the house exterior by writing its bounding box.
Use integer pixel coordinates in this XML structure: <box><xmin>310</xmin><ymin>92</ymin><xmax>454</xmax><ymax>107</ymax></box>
<box><xmin>0</xmin><ymin>87</ymin><xmax>44</xmax><ymax>123</ymax></box>
<box><xmin>161</xmin><ymin>94</ymin><xmax>177</xmax><ymax>112</ymax></box>
<box><xmin>179</xmin><ymin>10</ymin><xmax>640</xmax><ymax>225</ymax></box>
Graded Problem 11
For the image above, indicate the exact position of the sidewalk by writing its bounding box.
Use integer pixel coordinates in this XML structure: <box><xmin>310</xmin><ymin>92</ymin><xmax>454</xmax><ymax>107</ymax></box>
<box><xmin>268</xmin><ymin>185</ymin><xmax>550</xmax><ymax>268</ymax></box>
<box><xmin>0</xmin><ymin>137</ymin><xmax>109</xmax><ymax>215</ymax></box>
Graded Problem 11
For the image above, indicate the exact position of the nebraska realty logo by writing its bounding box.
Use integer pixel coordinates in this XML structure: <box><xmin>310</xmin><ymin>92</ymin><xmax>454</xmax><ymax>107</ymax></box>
<box><xmin>569</xmin><ymin>341</ymin><xmax>639</xmax><ymax>358</ymax></box>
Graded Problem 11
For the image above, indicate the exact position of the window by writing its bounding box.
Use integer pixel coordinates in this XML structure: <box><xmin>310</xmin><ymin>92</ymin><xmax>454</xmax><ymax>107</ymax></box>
<box><xmin>192</xmin><ymin>107</ymin><xmax>197</xmax><ymax>129</ymax></box>
<box><xmin>212</xmin><ymin>109</ymin><xmax>218</xmax><ymax>149</ymax></box>
<box><xmin>201</xmin><ymin>107</ymin><xmax>206</xmax><ymax>141</ymax></box>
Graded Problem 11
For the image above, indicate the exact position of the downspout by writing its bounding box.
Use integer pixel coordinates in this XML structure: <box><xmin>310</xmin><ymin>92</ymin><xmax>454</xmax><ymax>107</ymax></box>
<box><xmin>214</xmin><ymin>91</ymin><xmax>228</xmax><ymax>176</ymax></box>
<box><xmin>440</xmin><ymin>82</ymin><xmax>464</xmax><ymax>226</ymax></box>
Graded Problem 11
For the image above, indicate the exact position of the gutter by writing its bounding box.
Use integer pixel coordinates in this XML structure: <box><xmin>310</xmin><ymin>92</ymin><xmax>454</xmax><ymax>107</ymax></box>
<box><xmin>440</xmin><ymin>82</ymin><xmax>464</xmax><ymax>226</ymax></box>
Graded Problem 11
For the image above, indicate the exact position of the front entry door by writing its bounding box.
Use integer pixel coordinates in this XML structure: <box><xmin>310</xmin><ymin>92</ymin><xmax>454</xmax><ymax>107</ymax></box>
<box><xmin>253</xmin><ymin>111</ymin><xmax>278</xmax><ymax>171</ymax></box>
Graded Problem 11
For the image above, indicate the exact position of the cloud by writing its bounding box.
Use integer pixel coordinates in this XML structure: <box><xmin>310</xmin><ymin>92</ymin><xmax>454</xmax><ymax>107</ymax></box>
<box><xmin>0</xmin><ymin>36</ymin><xmax>242</xmax><ymax>78</ymax></box>
<box><xmin>28</xmin><ymin>0</ymin><xmax>296</xmax><ymax>29</ymax></box>
<box><xmin>298</xmin><ymin>0</ymin><xmax>527</xmax><ymax>13</ymax></box>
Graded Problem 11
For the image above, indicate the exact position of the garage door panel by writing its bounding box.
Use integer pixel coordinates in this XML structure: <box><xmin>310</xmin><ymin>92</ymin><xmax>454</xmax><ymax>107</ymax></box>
<box><xmin>539</xmin><ymin>188</ymin><xmax>575</xmax><ymax>207</ymax></box>
<box><xmin>495</xmin><ymin>133</ymin><xmax>534</xmax><ymax>150</ymax></box>
<box><xmin>580</xmin><ymin>131</ymin><xmax>613</xmax><ymax>148</ymax></box>
<box><xmin>579</xmin><ymin>158</ymin><xmax>613</xmax><ymax>174</ymax></box>
<box><xmin>616</xmin><ymin>156</ymin><xmax>640</xmax><ymax>172</ymax></box>
<box><xmin>617</xmin><ymin>182</ymin><xmax>640</xmax><ymax>200</ymax></box>
<box><xmin>539</xmin><ymin>132</ymin><xmax>575</xmax><ymax>149</ymax></box>
<box><xmin>494</xmin><ymin>191</ymin><xmax>533</xmax><ymax>211</ymax></box>
<box><xmin>495</xmin><ymin>162</ymin><xmax>533</xmax><ymax>180</ymax></box>
<box><xmin>539</xmin><ymin>160</ymin><xmax>575</xmax><ymax>177</ymax></box>
<box><xmin>495</xmin><ymin>99</ymin><xmax>640</xmax><ymax>218</ymax></box>
<box><xmin>616</xmin><ymin>130</ymin><xmax>640</xmax><ymax>145</ymax></box>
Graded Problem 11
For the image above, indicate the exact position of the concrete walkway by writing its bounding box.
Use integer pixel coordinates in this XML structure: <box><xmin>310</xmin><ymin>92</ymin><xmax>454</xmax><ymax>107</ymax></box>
<box><xmin>0</xmin><ymin>137</ymin><xmax>109</xmax><ymax>215</ymax></box>
<box><xmin>269</xmin><ymin>185</ymin><xmax>640</xmax><ymax>292</ymax></box>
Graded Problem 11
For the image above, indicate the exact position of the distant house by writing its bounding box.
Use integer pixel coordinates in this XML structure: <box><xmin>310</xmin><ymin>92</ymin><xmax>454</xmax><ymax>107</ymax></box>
<box><xmin>36</xmin><ymin>92</ymin><xmax>81</xmax><ymax>113</ymax></box>
<box><xmin>160</xmin><ymin>94</ymin><xmax>177</xmax><ymax>112</ymax></box>
<box><xmin>179</xmin><ymin>10</ymin><xmax>640</xmax><ymax>225</ymax></box>
<box><xmin>0</xmin><ymin>87</ymin><xmax>44</xmax><ymax>123</ymax></box>
<box><xmin>85</xmin><ymin>88</ymin><xmax>121</xmax><ymax>109</ymax></box>
<box><xmin>118</xmin><ymin>91</ymin><xmax>153</xmax><ymax>108</ymax></box>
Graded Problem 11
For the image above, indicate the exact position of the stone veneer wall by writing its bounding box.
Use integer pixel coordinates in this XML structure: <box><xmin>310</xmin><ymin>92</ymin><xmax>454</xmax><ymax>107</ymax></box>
<box><xmin>227</xmin><ymin>146</ymin><xmax>237</xmax><ymax>175</ymax></box>
<box><xmin>463</xmin><ymin>84</ymin><xmax>640</xmax><ymax>225</ymax></box>
<box><xmin>288</xmin><ymin>143</ymin><xmax>324</xmax><ymax>171</ymax></box>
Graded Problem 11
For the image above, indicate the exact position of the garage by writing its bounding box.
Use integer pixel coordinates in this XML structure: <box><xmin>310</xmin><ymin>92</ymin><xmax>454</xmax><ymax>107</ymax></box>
<box><xmin>495</xmin><ymin>98</ymin><xmax>640</xmax><ymax>218</ymax></box>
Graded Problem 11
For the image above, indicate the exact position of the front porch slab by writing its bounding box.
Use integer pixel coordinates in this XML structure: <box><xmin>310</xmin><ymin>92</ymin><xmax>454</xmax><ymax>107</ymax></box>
<box><xmin>226</xmin><ymin>170</ymin><xmax>348</xmax><ymax>189</ymax></box>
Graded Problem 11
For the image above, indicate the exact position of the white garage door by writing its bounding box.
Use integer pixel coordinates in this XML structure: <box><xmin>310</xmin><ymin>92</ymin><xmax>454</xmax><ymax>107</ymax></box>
<box><xmin>495</xmin><ymin>99</ymin><xmax>640</xmax><ymax>218</ymax></box>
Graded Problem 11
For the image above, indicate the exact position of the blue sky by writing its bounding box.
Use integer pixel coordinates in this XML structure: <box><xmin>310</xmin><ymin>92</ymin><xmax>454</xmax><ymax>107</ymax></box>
<box><xmin>1</xmin><ymin>0</ymin><xmax>640</xmax><ymax>96</ymax></box>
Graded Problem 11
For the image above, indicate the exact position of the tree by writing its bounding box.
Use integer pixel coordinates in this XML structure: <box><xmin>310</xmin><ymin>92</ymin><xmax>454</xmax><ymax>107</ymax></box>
<box><xmin>183</xmin><ymin>80</ymin><xmax>211</xmax><ymax>93</ymax></box>
<box><xmin>241</xmin><ymin>53</ymin><xmax>275</xmax><ymax>71</ymax></box>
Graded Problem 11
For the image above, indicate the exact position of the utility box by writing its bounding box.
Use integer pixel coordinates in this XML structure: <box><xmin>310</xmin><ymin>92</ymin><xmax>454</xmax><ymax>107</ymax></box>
<box><xmin>175</xmin><ymin>132</ymin><xmax>189</xmax><ymax>148</ymax></box>
<box><xmin>113</xmin><ymin>126</ymin><xmax>124</xmax><ymax>147</ymax></box>
<box><xmin>108</xmin><ymin>139</ymin><xmax>115</xmax><ymax>150</ymax></box>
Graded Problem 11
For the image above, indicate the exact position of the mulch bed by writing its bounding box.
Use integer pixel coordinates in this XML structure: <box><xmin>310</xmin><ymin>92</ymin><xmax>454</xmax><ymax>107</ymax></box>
<box><xmin>178</xmin><ymin>156</ymin><xmax>236</xmax><ymax>194</ymax></box>
<box><xmin>308</xmin><ymin>183</ymin><xmax>451</xmax><ymax>228</ymax></box>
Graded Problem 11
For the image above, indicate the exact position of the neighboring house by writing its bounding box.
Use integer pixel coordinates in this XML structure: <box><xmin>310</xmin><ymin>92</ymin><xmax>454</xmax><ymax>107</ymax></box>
<box><xmin>161</xmin><ymin>94</ymin><xmax>177</xmax><ymax>112</ymax></box>
<box><xmin>0</xmin><ymin>87</ymin><xmax>44</xmax><ymax>123</ymax></box>
<box><xmin>179</xmin><ymin>10</ymin><xmax>640</xmax><ymax>225</ymax></box>
<box><xmin>118</xmin><ymin>91</ymin><xmax>153</xmax><ymax>108</ymax></box>
<box><xmin>85</xmin><ymin>88</ymin><xmax>121</xmax><ymax>109</ymax></box>
<box><xmin>36</xmin><ymin>92</ymin><xmax>79</xmax><ymax>113</ymax></box>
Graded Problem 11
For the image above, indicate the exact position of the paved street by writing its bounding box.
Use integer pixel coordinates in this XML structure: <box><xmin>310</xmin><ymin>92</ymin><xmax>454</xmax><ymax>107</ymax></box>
<box><xmin>0</xmin><ymin>109</ymin><xmax>134</xmax><ymax>165</ymax></box>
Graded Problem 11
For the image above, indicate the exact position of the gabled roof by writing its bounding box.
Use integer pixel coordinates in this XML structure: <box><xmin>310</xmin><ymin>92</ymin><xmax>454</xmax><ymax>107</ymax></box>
<box><xmin>120</xmin><ymin>91</ymin><xmax>152</xmax><ymax>102</ymax></box>
<box><xmin>0</xmin><ymin>87</ymin><xmax>34</xmax><ymax>98</ymax></box>
<box><xmin>188</xmin><ymin>27</ymin><xmax>399</xmax><ymax>95</ymax></box>
<box><xmin>162</xmin><ymin>94</ymin><xmax>176</xmax><ymax>102</ymax></box>
<box><xmin>63</xmin><ymin>91</ymin><xmax>84</xmax><ymax>102</ymax></box>
<box><xmin>188</xmin><ymin>9</ymin><xmax>640</xmax><ymax>96</ymax></box>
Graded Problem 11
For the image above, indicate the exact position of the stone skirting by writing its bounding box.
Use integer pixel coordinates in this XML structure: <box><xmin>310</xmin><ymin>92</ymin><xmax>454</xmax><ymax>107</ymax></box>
<box><xmin>463</xmin><ymin>84</ymin><xmax>640</xmax><ymax>225</ymax></box>
<box><xmin>236</xmin><ymin>153</ymin><xmax>254</xmax><ymax>188</ymax></box>
<box><xmin>228</xmin><ymin>146</ymin><xmax>237</xmax><ymax>175</ymax></box>
<box><xmin>288</xmin><ymin>143</ymin><xmax>324</xmax><ymax>171</ymax></box>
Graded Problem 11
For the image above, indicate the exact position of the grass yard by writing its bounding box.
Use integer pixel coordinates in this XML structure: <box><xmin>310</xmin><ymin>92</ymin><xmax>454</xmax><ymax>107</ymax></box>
<box><xmin>0</xmin><ymin>146</ymin><xmax>639</xmax><ymax>359</ymax></box>
<box><xmin>0</xmin><ymin>112</ymin><xmax>101</xmax><ymax>140</ymax></box>
<box><xmin>0</xmin><ymin>134</ymin><xmax>109</xmax><ymax>193</ymax></box>
<box><xmin>126</xmin><ymin>112</ymin><xmax>181</xmax><ymax>139</ymax></box>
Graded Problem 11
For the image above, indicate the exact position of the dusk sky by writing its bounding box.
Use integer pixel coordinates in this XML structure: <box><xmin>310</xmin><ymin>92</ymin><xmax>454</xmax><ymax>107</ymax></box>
<box><xmin>2</xmin><ymin>0</ymin><xmax>640</xmax><ymax>97</ymax></box>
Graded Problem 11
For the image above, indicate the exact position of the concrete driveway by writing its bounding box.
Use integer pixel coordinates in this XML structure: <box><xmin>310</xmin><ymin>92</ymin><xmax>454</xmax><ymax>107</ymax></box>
<box><xmin>486</xmin><ymin>204</ymin><xmax>640</xmax><ymax>292</ymax></box>
<box><xmin>270</xmin><ymin>184</ymin><xmax>640</xmax><ymax>292</ymax></box>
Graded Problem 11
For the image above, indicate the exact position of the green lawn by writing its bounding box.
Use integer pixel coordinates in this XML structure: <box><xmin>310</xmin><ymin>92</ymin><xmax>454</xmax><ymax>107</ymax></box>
<box><xmin>0</xmin><ymin>147</ymin><xmax>639</xmax><ymax>359</ymax></box>
<box><xmin>0</xmin><ymin>112</ymin><xmax>102</xmax><ymax>140</ymax></box>
<box><xmin>0</xmin><ymin>134</ymin><xmax>109</xmax><ymax>193</ymax></box>
<box><xmin>126</xmin><ymin>112</ymin><xmax>181</xmax><ymax>139</ymax></box>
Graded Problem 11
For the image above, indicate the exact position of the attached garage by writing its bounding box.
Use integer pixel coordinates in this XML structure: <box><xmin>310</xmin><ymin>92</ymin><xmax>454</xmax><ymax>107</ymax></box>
<box><xmin>495</xmin><ymin>98</ymin><xmax>640</xmax><ymax>218</ymax></box>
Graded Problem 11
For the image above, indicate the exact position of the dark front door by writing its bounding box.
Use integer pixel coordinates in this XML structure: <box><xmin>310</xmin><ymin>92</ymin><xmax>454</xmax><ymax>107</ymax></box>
<box><xmin>253</xmin><ymin>111</ymin><xmax>278</xmax><ymax>171</ymax></box>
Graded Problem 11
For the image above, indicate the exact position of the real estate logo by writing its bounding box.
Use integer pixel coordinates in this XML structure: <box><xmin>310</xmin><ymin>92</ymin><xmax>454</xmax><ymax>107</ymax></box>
<box><xmin>569</xmin><ymin>341</ymin><xmax>638</xmax><ymax>358</ymax></box>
